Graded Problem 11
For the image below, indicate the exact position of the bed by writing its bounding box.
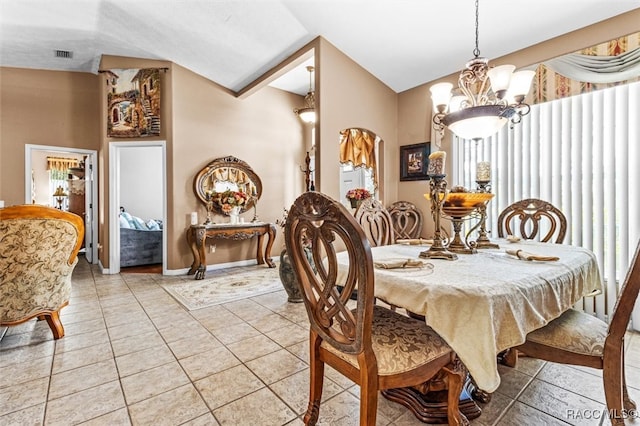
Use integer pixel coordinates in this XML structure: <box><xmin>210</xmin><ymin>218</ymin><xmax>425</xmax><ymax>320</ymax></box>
<box><xmin>119</xmin><ymin>211</ymin><xmax>163</xmax><ymax>267</ymax></box>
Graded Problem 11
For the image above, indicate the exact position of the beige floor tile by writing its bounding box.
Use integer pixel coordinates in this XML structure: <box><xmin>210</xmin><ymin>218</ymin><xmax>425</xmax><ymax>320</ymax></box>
<box><xmin>247</xmin><ymin>312</ymin><xmax>296</xmax><ymax>333</ymax></box>
<box><xmin>181</xmin><ymin>412</ymin><xmax>220</xmax><ymax>425</ymax></box>
<box><xmin>195</xmin><ymin>364</ymin><xmax>265</xmax><ymax>410</ymax></box>
<box><xmin>107</xmin><ymin>318</ymin><xmax>157</xmax><ymax>340</ymax></box>
<box><xmin>157</xmin><ymin>320</ymin><xmax>212</xmax><ymax>343</ymax></box>
<box><xmin>62</xmin><ymin>317</ymin><xmax>106</xmax><ymax>336</ymax></box>
<box><xmin>48</xmin><ymin>359</ymin><xmax>119</xmax><ymax>400</ymax></box>
<box><xmin>471</xmin><ymin>391</ymin><xmax>515</xmax><ymax>426</ymax></box>
<box><xmin>518</xmin><ymin>378</ymin><xmax>605</xmax><ymax>425</ymax></box>
<box><xmin>179</xmin><ymin>346</ymin><xmax>241</xmax><ymax>381</ymax></box>
<box><xmin>286</xmin><ymin>341</ymin><xmax>310</xmax><ymax>364</ymax></box>
<box><xmin>223</xmin><ymin>298</ymin><xmax>273</xmax><ymax>321</ymax></box>
<box><xmin>127</xmin><ymin>384</ymin><xmax>209</xmax><ymax>426</ymax></box>
<box><xmin>226</xmin><ymin>334</ymin><xmax>281</xmax><ymax>362</ymax></box>
<box><xmin>51</xmin><ymin>342</ymin><xmax>113</xmax><ymax>374</ymax></box>
<box><xmin>115</xmin><ymin>345</ymin><xmax>176</xmax><ymax>378</ymax></box>
<box><xmin>121</xmin><ymin>361</ymin><xmax>190</xmax><ymax>405</ymax></box>
<box><xmin>0</xmin><ymin>339</ymin><xmax>54</xmax><ymax>368</ymax></box>
<box><xmin>0</xmin><ymin>355</ymin><xmax>52</xmax><ymax>388</ymax></box>
<box><xmin>209</xmin><ymin>322</ymin><xmax>262</xmax><ymax>345</ymax></box>
<box><xmin>266</xmin><ymin>323</ymin><xmax>309</xmax><ymax>347</ymax></box>
<box><xmin>79</xmin><ymin>407</ymin><xmax>132</xmax><ymax>425</ymax></box>
<box><xmin>312</xmin><ymin>390</ymin><xmax>391</xmax><ymax>426</ymax></box>
<box><xmin>496</xmin><ymin>401</ymin><xmax>568</xmax><ymax>426</ymax></box>
<box><xmin>0</xmin><ymin>403</ymin><xmax>45</xmax><ymax>425</ymax></box>
<box><xmin>537</xmin><ymin>362</ymin><xmax>606</xmax><ymax>404</ymax></box>
<box><xmin>269</xmin><ymin>369</ymin><xmax>343</xmax><ymax>415</ymax></box>
<box><xmin>110</xmin><ymin>330</ymin><xmax>166</xmax><ymax>357</ymax></box>
<box><xmin>212</xmin><ymin>387</ymin><xmax>298</xmax><ymax>425</ymax></box>
<box><xmin>245</xmin><ymin>349</ymin><xmax>308</xmax><ymax>385</ymax></box>
<box><xmin>53</xmin><ymin>328</ymin><xmax>110</xmax><ymax>354</ymax></box>
<box><xmin>495</xmin><ymin>363</ymin><xmax>535</xmax><ymax>399</ymax></box>
<box><xmin>168</xmin><ymin>333</ymin><xmax>223</xmax><ymax>359</ymax></box>
<box><xmin>0</xmin><ymin>377</ymin><xmax>49</xmax><ymax>417</ymax></box>
<box><xmin>44</xmin><ymin>380</ymin><xmax>125</xmax><ymax>425</ymax></box>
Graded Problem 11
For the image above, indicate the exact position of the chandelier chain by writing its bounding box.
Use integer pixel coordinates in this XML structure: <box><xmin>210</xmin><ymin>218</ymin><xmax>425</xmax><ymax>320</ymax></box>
<box><xmin>473</xmin><ymin>0</ymin><xmax>480</xmax><ymax>58</ymax></box>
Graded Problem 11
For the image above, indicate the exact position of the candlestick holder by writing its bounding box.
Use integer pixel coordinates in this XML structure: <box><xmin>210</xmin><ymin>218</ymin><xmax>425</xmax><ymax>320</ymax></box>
<box><xmin>419</xmin><ymin>174</ymin><xmax>458</xmax><ymax>261</ymax></box>
<box><xmin>470</xmin><ymin>180</ymin><xmax>499</xmax><ymax>249</ymax></box>
<box><xmin>203</xmin><ymin>197</ymin><xmax>215</xmax><ymax>225</ymax></box>
<box><xmin>251</xmin><ymin>196</ymin><xmax>260</xmax><ymax>223</ymax></box>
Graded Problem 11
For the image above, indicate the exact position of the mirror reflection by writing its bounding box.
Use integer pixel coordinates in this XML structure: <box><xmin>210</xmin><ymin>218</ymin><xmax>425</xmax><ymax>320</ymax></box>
<box><xmin>194</xmin><ymin>156</ymin><xmax>262</xmax><ymax>214</ymax></box>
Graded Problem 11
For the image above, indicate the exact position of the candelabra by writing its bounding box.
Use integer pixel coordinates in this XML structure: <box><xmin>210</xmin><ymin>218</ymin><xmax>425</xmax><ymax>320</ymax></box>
<box><xmin>471</xmin><ymin>180</ymin><xmax>500</xmax><ymax>249</ymax></box>
<box><xmin>203</xmin><ymin>196</ymin><xmax>214</xmax><ymax>225</ymax></box>
<box><xmin>419</xmin><ymin>175</ymin><xmax>458</xmax><ymax>261</ymax></box>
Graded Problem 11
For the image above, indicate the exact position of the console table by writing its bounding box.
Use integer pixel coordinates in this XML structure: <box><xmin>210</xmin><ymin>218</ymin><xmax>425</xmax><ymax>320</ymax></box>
<box><xmin>186</xmin><ymin>222</ymin><xmax>277</xmax><ymax>280</ymax></box>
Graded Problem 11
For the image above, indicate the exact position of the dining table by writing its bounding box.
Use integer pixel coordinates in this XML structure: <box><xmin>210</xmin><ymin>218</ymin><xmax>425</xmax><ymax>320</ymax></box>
<box><xmin>335</xmin><ymin>238</ymin><xmax>602</xmax><ymax>421</ymax></box>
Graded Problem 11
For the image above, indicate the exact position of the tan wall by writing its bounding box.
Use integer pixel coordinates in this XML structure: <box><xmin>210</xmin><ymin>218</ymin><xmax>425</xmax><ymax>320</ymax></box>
<box><xmin>397</xmin><ymin>8</ymin><xmax>640</xmax><ymax>236</ymax></box>
<box><xmin>171</xmin><ymin>64</ymin><xmax>307</xmax><ymax>269</ymax></box>
<box><xmin>317</xmin><ymin>38</ymin><xmax>398</xmax><ymax>205</ymax></box>
<box><xmin>0</xmin><ymin>67</ymin><xmax>100</xmax><ymax>206</ymax></box>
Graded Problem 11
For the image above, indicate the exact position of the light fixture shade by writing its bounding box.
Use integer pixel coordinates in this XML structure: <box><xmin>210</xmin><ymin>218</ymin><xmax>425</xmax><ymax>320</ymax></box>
<box><xmin>508</xmin><ymin>70</ymin><xmax>536</xmax><ymax>100</ymax></box>
<box><xmin>442</xmin><ymin>105</ymin><xmax>508</xmax><ymax>139</ymax></box>
<box><xmin>429</xmin><ymin>82</ymin><xmax>453</xmax><ymax>111</ymax></box>
<box><xmin>449</xmin><ymin>95</ymin><xmax>467</xmax><ymax>113</ymax></box>
<box><xmin>487</xmin><ymin>64</ymin><xmax>515</xmax><ymax>98</ymax></box>
<box><xmin>297</xmin><ymin>109</ymin><xmax>316</xmax><ymax>124</ymax></box>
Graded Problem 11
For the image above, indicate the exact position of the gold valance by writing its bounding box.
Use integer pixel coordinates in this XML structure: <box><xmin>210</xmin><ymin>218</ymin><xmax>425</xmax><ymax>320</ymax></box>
<box><xmin>339</xmin><ymin>128</ymin><xmax>377</xmax><ymax>186</ymax></box>
<box><xmin>47</xmin><ymin>157</ymin><xmax>79</xmax><ymax>172</ymax></box>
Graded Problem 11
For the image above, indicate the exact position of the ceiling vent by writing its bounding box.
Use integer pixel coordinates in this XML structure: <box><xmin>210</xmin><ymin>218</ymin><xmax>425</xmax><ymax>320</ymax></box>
<box><xmin>54</xmin><ymin>50</ymin><xmax>73</xmax><ymax>59</ymax></box>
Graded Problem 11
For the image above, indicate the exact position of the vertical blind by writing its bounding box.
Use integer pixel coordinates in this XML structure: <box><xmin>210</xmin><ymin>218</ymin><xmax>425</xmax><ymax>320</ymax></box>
<box><xmin>453</xmin><ymin>81</ymin><xmax>640</xmax><ymax>330</ymax></box>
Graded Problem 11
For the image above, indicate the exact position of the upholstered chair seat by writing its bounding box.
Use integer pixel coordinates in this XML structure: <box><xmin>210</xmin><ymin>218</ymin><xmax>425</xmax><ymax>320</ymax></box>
<box><xmin>524</xmin><ymin>309</ymin><xmax>608</xmax><ymax>356</ymax></box>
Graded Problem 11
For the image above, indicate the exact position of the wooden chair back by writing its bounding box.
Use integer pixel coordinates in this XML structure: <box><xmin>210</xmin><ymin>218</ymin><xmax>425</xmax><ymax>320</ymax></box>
<box><xmin>497</xmin><ymin>198</ymin><xmax>567</xmax><ymax>243</ymax></box>
<box><xmin>285</xmin><ymin>192</ymin><xmax>374</xmax><ymax>353</ymax></box>
<box><xmin>353</xmin><ymin>198</ymin><xmax>395</xmax><ymax>247</ymax></box>
<box><xmin>388</xmin><ymin>200</ymin><xmax>423</xmax><ymax>240</ymax></box>
<box><xmin>284</xmin><ymin>192</ymin><xmax>466</xmax><ymax>425</ymax></box>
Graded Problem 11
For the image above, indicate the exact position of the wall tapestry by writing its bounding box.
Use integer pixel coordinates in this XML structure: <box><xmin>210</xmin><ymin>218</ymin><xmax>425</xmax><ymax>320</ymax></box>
<box><xmin>106</xmin><ymin>68</ymin><xmax>161</xmax><ymax>138</ymax></box>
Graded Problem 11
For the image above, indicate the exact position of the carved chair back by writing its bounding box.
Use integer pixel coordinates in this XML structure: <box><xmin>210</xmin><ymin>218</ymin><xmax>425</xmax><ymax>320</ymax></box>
<box><xmin>388</xmin><ymin>201</ymin><xmax>423</xmax><ymax>240</ymax></box>
<box><xmin>497</xmin><ymin>198</ymin><xmax>567</xmax><ymax>243</ymax></box>
<box><xmin>353</xmin><ymin>198</ymin><xmax>395</xmax><ymax>247</ymax></box>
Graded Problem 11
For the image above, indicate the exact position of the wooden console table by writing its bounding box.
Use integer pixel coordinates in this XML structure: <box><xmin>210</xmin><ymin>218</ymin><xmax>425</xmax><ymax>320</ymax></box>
<box><xmin>187</xmin><ymin>222</ymin><xmax>276</xmax><ymax>280</ymax></box>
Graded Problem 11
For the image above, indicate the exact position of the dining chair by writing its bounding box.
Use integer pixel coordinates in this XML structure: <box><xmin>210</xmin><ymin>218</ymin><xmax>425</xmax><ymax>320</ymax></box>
<box><xmin>508</xmin><ymin>240</ymin><xmax>640</xmax><ymax>425</ymax></box>
<box><xmin>354</xmin><ymin>198</ymin><xmax>395</xmax><ymax>247</ymax></box>
<box><xmin>497</xmin><ymin>198</ymin><xmax>567</xmax><ymax>243</ymax></box>
<box><xmin>284</xmin><ymin>191</ymin><xmax>467</xmax><ymax>426</ymax></box>
<box><xmin>388</xmin><ymin>200</ymin><xmax>423</xmax><ymax>241</ymax></box>
<box><xmin>0</xmin><ymin>205</ymin><xmax>85</xmax><ymax>339</ymax></box>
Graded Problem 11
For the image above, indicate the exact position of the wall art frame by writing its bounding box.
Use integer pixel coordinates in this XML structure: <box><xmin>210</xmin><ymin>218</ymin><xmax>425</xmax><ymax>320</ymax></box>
<box><xmin>400</xmin><ymin>142</ymin><xmax>431</xmax><ymax>181</ymax></box>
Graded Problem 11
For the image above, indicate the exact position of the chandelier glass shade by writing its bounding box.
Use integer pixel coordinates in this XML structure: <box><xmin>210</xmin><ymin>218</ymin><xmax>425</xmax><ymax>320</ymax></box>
<box><xmin>294</xmin><ymin>66</ymin><xmax>316</xmax><ymax>124</ymax></box>
<box><xmin>430</xmin><ymin>0</ymin><xmax>534</xmax><ymax>140</ymax></box>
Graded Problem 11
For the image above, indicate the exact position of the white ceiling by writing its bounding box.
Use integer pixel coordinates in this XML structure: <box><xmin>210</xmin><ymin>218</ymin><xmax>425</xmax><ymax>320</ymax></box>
<box><xmin>1</xmin><ymin>1</ymin><xmax>638</xmax><ymax>96</ymax></box>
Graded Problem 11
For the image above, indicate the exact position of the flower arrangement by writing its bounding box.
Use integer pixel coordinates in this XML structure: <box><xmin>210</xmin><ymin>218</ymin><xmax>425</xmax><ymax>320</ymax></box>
<box><xmin>206</xmin><ymin>190</ymin><xmax>249</xmax><ymax>214</ymax></box>
<box><xmin>345</xmin><ymin>188</ymin><xmax>371</xmax><ymax>201</ymax></box>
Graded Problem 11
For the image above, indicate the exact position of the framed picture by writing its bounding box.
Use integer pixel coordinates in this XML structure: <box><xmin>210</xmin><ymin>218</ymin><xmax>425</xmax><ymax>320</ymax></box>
<box><xmin>400</xmin><ymin>142</ymin><xmax>430</xmax><ymax>181</ymax></box>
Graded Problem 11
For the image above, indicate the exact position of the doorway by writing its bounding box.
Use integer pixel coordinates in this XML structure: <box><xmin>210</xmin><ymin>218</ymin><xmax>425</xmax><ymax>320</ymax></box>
<box><xmin>24</xmin><ymin>144</ymin><xmax>98</xmax><ymax>264</ymax></box>
<box><xmin>109</xmin><ymin>142</ymin><xmax>167</xmax><ymax>274</ymax></box>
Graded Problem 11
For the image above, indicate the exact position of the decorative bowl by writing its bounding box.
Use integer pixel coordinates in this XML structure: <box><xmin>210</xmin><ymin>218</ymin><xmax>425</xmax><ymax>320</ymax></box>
<box><xmin>443</xmin><ymin>192</ymin><xmax>494</xmax><ymax>208</ymax></box>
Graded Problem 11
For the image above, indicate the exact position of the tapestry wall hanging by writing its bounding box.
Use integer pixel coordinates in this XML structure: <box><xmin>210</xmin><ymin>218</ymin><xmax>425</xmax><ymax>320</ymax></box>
<box><xmin>106</xmin><ymin>68</ymin><xmax>161</xmax><ymax>138</ymax></box>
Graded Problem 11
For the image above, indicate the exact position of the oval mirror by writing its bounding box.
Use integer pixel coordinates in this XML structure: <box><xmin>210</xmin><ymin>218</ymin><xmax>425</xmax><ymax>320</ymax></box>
<box><xmin>193</xmin><ymin>156</ymin><xmax>262</xmax><ymax>214</ymax></box>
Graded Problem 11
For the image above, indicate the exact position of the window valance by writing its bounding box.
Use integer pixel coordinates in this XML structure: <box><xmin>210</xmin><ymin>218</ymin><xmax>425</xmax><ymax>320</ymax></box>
<box><xmin>47</xmin><ymin>157</ymin><xmax>79</xmax><ymax>172</ymax></box>
<box><xmin>339</xmin><ymin>128</ymin><xmax>377</xmax><ymax>186</ymax></box>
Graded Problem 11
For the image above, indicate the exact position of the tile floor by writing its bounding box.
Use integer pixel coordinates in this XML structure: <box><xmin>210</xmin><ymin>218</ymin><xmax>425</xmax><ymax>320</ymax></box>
<box><xmin>1</xmin><ymin>257</ymin><xmax>639</xmax><ymax>425</ymax></box>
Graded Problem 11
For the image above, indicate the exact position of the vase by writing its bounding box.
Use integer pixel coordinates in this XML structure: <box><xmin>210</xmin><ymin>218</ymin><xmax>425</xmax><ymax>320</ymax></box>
<box><xmin>229</xmin><ymin>206</ymin><xmax>241</xmax><ymax>224</ymax></box>
<box><xmin>349</xmin><ymin>199</ymin><xmax>361</xmax><ymax>209</ymax></box>
<box><xmin>279</xmin><ymin>249</ymin><xmax>303</xmax><ymax>303</ymax></box>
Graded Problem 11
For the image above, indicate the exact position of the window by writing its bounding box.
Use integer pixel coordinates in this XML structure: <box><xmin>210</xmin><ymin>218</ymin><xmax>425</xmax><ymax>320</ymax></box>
<box><xmin>453</xmin><ymin>81</ymin><xmax>640</xmax><ymax>327</ymax></box>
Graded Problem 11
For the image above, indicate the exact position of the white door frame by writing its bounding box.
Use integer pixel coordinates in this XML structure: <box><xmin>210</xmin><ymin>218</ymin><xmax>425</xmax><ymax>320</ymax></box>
<box><xmin>24</xmin><ymin>144</ymin><xmax>99</xmax><ymax>264</ymax></box>
<box><xmin>108</xmin><ymin>141</ymin><xmax>167</xmax><ymax>274</ymax></box>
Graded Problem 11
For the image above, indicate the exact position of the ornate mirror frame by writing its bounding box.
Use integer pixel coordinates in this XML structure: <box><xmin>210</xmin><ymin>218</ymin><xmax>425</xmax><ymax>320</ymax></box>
<box><xmin>193</xmin><ymin>156</ymin><xmax>262</xmax><ymax>214</ymax></box>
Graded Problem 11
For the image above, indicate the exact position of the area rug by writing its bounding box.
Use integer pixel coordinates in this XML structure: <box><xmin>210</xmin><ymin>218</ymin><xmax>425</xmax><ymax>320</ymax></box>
<box><xmin>161</xmin><ymin>267</ymin><xmax>283</xmax><ymax>310</ymax></box>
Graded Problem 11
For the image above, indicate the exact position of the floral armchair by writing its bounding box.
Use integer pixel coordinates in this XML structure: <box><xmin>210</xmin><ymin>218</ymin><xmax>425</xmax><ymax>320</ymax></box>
<box><xmin>0</xmin><ymin>205</ymin><xmax>84</xmax><ymax>339</ymax></box>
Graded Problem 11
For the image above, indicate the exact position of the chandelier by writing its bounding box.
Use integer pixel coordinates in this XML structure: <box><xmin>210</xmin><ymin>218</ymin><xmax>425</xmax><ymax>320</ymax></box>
<box><xmin>430</xmin><ymin>0</ymin><xmax>534</xmax><ymax>140</ymax></box>
<box><xmin>294</xmin><ymin>66</ymin><xmax>316</xmax><ymax>124</ymax></box>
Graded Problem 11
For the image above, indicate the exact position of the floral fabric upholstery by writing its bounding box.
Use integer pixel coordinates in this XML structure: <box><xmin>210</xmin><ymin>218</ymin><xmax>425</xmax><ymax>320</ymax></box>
<box><xmin>525</xmin><ymin>309</ymin><xmax>608</xmax><ymax>356</ymax></box>
<box><xmin>321</xmin><ymin>305</ymin><xmax>452</xmax><ymax>376</ymax></box>
<box><xmin>0</xmin><ymin>218</ymin><xmax>78</xmax><ymax>323</ymax></box>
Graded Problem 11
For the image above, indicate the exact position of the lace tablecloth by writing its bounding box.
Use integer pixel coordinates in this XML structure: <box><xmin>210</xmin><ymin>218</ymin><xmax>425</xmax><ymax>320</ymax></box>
<box><xmin>335</xmin><ymin>240</ymin><xmax>602</xmax><ymax>393</ymax></box>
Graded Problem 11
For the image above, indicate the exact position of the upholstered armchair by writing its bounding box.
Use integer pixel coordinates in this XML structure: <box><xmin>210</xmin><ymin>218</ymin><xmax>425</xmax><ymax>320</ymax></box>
<box><xmin>0</xmin><ymin>205</ymin><xmax>84</xmax><ymax>339</ymax></box>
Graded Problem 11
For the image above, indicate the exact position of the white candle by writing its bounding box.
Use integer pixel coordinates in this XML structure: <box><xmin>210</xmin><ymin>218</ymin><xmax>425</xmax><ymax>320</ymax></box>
<box><xmin>427</xmin><ymin>151</ymin><xmax>447</xmax><ymax>176</ymax></box>
<box><xmin>190</xmin><ymin>212</ymin><xmax>198</xmax><ymax>225</ymax></box>
<box><xmin>476</xmin><ymin>161</ymin><xmax>491</xmax><ymax>181</ymax></box>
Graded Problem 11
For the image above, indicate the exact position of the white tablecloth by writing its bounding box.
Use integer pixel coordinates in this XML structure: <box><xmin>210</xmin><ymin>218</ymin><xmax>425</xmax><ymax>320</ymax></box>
<box><xmin>335</xmin><ymin>240</ymin><xmax>602</xmax><ymax>393</ymax></box>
